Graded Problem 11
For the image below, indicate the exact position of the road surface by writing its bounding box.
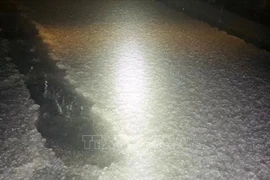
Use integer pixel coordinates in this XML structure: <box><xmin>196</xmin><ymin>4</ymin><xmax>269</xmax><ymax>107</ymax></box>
<box><xmin>10</xmin><ymin>0</ymin><xmax>270</xmax><ymax>179</ymax></box>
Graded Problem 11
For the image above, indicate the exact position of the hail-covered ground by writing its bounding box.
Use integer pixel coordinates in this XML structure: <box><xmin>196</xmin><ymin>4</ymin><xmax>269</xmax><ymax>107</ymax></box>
<box><xmin>0</xmin><ymin>38</ymin><xmax>70</xmax><ymax>179</ymax></box>
<box><xmin>2</xmin><ymin>0</ymin><xmax>270</xmax><ymax>179</ymax></box>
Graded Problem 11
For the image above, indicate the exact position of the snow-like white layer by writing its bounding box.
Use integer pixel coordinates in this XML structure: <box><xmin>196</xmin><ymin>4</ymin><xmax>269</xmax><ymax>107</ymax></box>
<box><xmin>16</xmin><ymin>0</ymin><xmax>270</xmax><ymax>179</ymax></box>
<box><xmin>0</xmin><ymin>39</ymin><xmax>103</xmax><ymax>180</ymax></box>
<box><xmin>0</xmin><ymin>39</ymin><xmax>66</xmax><ymax>180</ymax></box>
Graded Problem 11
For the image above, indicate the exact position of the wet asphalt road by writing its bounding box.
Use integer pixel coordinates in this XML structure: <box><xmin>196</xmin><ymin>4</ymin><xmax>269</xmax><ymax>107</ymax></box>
<box><xmin>17</xmin><ymin>0</ymin><xmax>270</xmax><ymax>179</ymax></box>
